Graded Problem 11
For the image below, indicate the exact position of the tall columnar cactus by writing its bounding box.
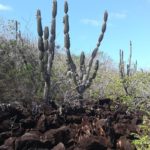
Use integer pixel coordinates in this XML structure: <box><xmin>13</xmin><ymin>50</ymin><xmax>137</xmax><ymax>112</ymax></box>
<box><xmin>134</xmin><ymin>60</ymin><xmax>137</xmax><ymax>73</ymax></box>
<box><xmin>119</xmin><ymin>41</ymin><xmax>137</xmax><ymax>95</ymax></box>
<box><xmin>63</xmin><ymin>1</ymin><xmax>108</xmax><ymax>99</ymax></box>
<box><xmin>127</xmin><ymin>41</ymin><xmax>132</xmax><ymax>76</ymax></box>
<box><xmin>15</xmin><ymin>20</ymin><xmax>19</xmax><ymax>41</ymax></box>
<box><xmin>119</xmin><ymin>49</ymin><xmax>125</xmax><ymax>79</ymax></box>
<box><xmin>36</xmin><ymin>0</ymin><xmax>57</xmax><ymax>103</ymax></box>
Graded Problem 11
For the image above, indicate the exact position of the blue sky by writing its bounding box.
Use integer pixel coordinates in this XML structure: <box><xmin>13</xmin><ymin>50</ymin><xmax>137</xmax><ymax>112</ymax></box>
<box><xmin>0</xmin><ymin>0</ymin><xmax>150</xmax><ymax>69</ymax></box>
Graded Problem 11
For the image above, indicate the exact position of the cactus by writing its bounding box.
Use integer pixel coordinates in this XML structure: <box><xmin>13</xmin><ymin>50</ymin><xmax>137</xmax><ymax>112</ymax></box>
<box><xmin>119</xmin><ymin>49</ymin><xmax>125</xmax><ymax>79</ymax></box>
<box><xmin>119</xmin><ymin>41</ymin><xmax>135</xmax><ymax>78</ymax></box>
<box><xmin>119</xmin><ymin>41</ymin><xmax>137</xmax><ymax>95</ymax></box>
<box><xmin>15</xmin><ymin>20</ymin><xmax>19</xmax><ymax>41</ymax></box>
<box><xmin>127</xmin><ymin>41</ymin><xmax>132</xmax><ymax>76</ymax></box>
<box><xmin>36</xmin><ymin>0</ymin><xmax>57</xmax><ymax>103</ymax></box>
<box><xmin>134</xmin><ymin>60</ymin><xmax>137</xmax><ymax>73</ymax></box>
<box><xmin>63</xmin><ymin>1</ymin><xmax>108</xmax><ymax>99</ymax></box>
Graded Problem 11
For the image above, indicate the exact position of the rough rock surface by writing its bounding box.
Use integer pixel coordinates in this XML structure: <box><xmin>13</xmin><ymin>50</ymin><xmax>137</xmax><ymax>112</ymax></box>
<box><xmin>0</xmin><ymin>99</ymin><xmax>143</xmax><ymax>149</ymax></box>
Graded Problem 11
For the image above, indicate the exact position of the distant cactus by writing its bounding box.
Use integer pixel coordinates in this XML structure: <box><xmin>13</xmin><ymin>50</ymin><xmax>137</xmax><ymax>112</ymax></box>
<box><xmin>15</xmin><ymin>20</ymin><xmax>19</xmax><ymax>41</ymax></box>
<box><xmin>36</xmin><ymin>0</ymin><xmax>57</xmax><ymax>103</ymax></box>
<box><xmin>119</xmin><ymin>41</ymin><xmax>137</xmax><ymax>95</ymax></box>
<box><xmin>63</xmin><ymin>1</ymin><xmax>108</xmax><ymax>99</ymax></box>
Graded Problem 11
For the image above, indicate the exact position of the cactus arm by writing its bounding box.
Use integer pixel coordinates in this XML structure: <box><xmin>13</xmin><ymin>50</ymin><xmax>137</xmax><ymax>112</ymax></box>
<box><xmin>127</xmin><ymin>41</ymin><xmax>132</xmax><ymax>76</ymax></box>
<box><xmin>79</xmin><ymin>51</ymin><xmax>86</xmax><ymax>80</ymax></box>
<box><xmin>134</xmin><ymin>60</ymin><xmax>137</xmax><ymax>73</ymax></box>
<box><xmin>85</xmin><ymin>60</ymin><xmax>99</xmax><ymax>89</ymax></box>
<box><xmin>82</xmin><ymin>11</ymin><xmax>108</xmax><ymax>85</ymax></box>
<box><xmin>119</xmin><ymin>49</ymin><xmax>125</xmax><ymax>79</ymax></box>
<box><xmin>63</xmin><ymin>1</ymin><xmax>78</xmax><ymax>86</ymax></box>
<box><xmin>119</xmin><ymin>49</ymin><xmax>128</xmax><ymax>95</ymax></box>
<box><xmin>119</xmin><ymin>49</ymin><xmax>122</xmax><ymax>75</ymax></box>
<box><xmin>43</xmin><ymin>26</ymin><xmax>50</xmax><ymax>101</ymax></box>
<box><xmin>44</xmin><ymin>0</ymin><xmax>57</xmax><ymax>101</ymax></box>
<box><xmin>37</xmin><ymin>9</ymin><xmax>45</xmax><ymax>75</ymax></box>
<box><xmin>36</xmin><ymin>0</ymin><xmax>57</xmax><ymax>103</ymax></box>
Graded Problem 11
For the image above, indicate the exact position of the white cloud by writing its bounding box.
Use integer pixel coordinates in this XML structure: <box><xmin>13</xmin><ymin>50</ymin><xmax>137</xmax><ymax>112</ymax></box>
<box><xmin>110</xmin><ymin>12</ymin><xmax>127</xmax><ymax>19</ymax></box>
<box><xmin>81</xmin><ymin>19</ymin><xmax>100</xmax><ymax>27</ymax></box>
<box><xmin>0</xmin><ymin>4</ymin><xmax>12</xmax><ymax>11</ymax></box>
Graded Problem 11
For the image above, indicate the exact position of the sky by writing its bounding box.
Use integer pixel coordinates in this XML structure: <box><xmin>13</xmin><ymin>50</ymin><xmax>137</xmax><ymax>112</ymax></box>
<box><xmin>0</xmin><ymin>0</ymin><xmax>150</xmax><ymax>70</ymax></box>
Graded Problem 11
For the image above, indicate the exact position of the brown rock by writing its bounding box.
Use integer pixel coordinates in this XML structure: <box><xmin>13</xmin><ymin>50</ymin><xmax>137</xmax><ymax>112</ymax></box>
<box><xmin>52</xmin><ymin>142</ymin><xmax>65</xmax><ymax>150</ymax></box>
<box><xmin>117</xmin><ymin>136</ymin><xmax>136</xmax><ymax>150</ymax></box>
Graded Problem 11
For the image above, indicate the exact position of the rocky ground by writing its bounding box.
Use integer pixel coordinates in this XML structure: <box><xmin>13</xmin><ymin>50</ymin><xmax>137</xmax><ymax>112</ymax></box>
<box><xmin>0</xmin><ymin>98</ymin><xmax>144</xmax><ymax>150</ymax></box>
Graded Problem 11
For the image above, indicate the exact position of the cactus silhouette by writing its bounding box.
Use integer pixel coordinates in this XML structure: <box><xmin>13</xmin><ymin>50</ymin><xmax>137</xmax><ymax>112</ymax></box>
<box><xmin>119</xmin><ymin>41</ymin><xmax>137</xmax><ymax>95</ymax></box>
<box><xmin>36</xmin><ymin>0</ymin><xmax>57</xmax><ymax>103</ymax></box>
<box><xmin>37</xmin><ymin>0</ymin><xmax>108</xmax><ymax>101</ymax></box>
<box><xmin>63</xmin><ymin>1</ymin><xmax>108</xmax><ymax>99</ymax></box>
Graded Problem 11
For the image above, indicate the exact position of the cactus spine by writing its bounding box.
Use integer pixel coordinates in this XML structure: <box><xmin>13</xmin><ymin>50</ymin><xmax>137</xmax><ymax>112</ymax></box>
<box><xmin>36</xmin><ymin>0</ymin><xmax>57</xmax><ymax>103</ymax></box>
<box><xmin>64</xmin><ymin>1</ymin><xmax>108</xmax><ymax>99</ymax></box>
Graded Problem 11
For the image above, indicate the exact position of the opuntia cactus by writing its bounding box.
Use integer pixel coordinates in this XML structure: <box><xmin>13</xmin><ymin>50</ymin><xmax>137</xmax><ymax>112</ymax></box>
<box><xmin>63</xmin><ymin>0</ymin><xmax>108</xmax><ymax>99</ymax></box>
<box><xmin>36</xmin><ymin>0</ymin><xmax>57</xmax><ymax>103</ymax></box>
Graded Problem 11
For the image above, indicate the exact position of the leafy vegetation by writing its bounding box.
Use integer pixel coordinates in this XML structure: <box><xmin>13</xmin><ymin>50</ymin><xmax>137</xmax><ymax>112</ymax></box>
<box><xmin>131</xmin><ymin>115</ymin><xmax>150</xmax><ymax>150</ymax></box>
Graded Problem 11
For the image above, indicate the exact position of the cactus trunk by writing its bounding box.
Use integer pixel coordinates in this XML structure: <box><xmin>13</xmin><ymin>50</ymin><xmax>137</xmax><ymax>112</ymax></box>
<box><xmin>64</xmin><ymin>1</ymin><xmax>108</xmax><ymax>99</ymax></box>
<box><xmin>36</xmin><ymin>0</ymin><xmax>57</xmax><ymax>103</ymax></box>
<box><xmin>119</xmin><ymin>41</ymin><xmax>137</xmax><ymax>96</ymax></box>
